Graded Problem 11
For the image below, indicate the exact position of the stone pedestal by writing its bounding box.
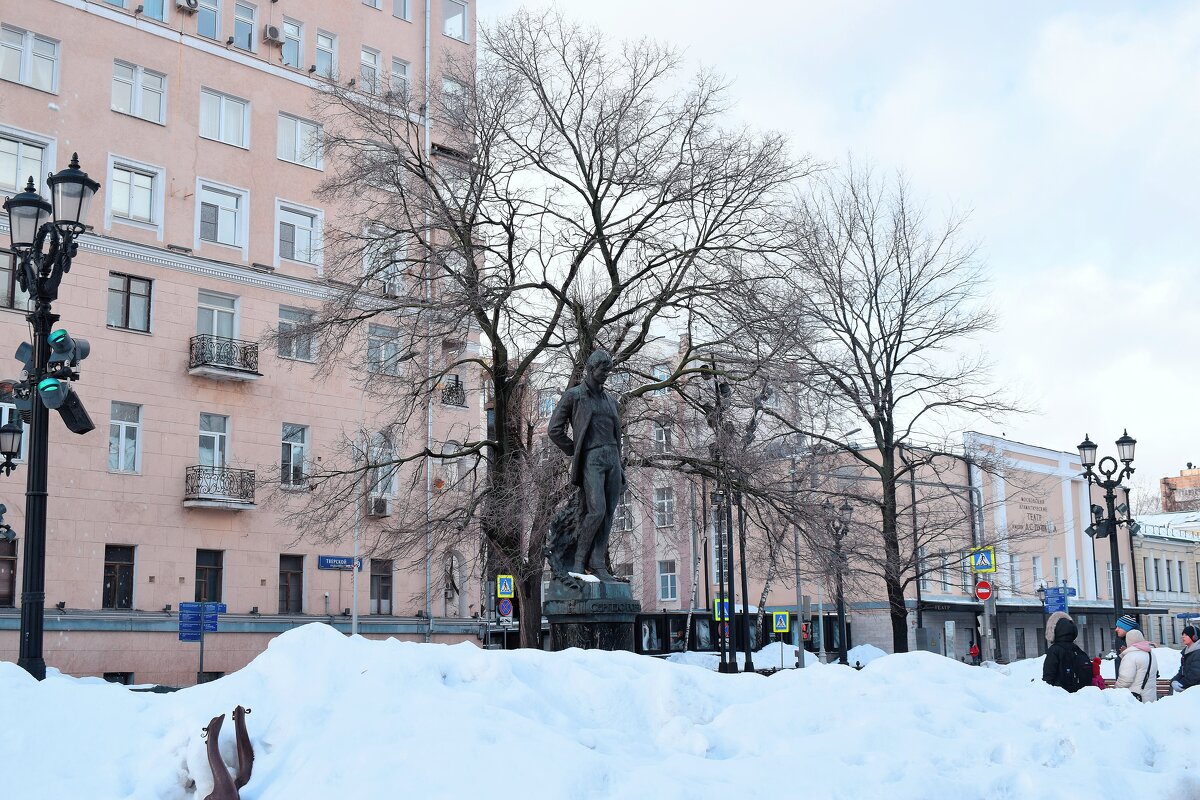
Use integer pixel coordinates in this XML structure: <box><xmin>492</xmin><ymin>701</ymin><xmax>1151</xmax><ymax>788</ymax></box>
<box><xmin>544</xmin><ymin>576</ymin><xmax>641</xmax><ymax>652</ymax></box>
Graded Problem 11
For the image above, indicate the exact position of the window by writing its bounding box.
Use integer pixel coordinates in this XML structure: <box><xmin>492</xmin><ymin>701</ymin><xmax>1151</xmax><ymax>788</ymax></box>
<box><xmin>281</xmin><ymin>19</ymin><xmax>302</xmax><ymax>68</ymax></box>
<box><xmin>653</xmin><ymin>487</ymin><xmax>675</xmax><ymax>527</ymax></box>
<box><xmin>112</xmin><ymin>62</ymin><xmax>165</xmax><ymax>123</ymax></box>
<box><xmin>1151</xmin><ymin>557</ymin><xmax>1160</xmax><ymax>591</ymax></box>
<box><xmin>1032</xmin><ymin>556</ymin><xmax>1043</xmax><ymax>586</ymax></box>
<box><xmin>367</xmin><ymin>324</ymin><xmax>405</xmax><ymax>376</ymax></box>
<box><xmin>443</xmin><ymin>0</ymin><xmax>468</xmax><ymax>41</ymax></box>
<box><xmin>393</xmin><ymin>0</ymin><xmax>410</xmax><ymax>19</ymax></box>
<box><xmin>0</xmin><ymin>538</ymin><xmax>16</xmax><ymax>606</ymax></box>
<box><xmin>200</xmin><ymin>89</ymin><xmax>249</xmax><ymax>148</ymax></box>
<box><xmin>108</xmin><ymin>402</ymin><xmax>141</xmax><ymax>473</ymax></box>
<box><xmin>363</xmin><ymin>0</ymin><xmax>382</xmax><ymax>7</ymax></box>
<box><xmin>2</xmin><ymin>249</ymin><xmax>32</xmax><ymax>311</ymax></box>
<box><xmin>1074</xmin><ymin>560</ymin><xmax>1081</xmax><ymax>590</ymax></box>
<box><xmin>390</xmin><ymin>57</ymin><xmax>410</xmax><ymax>95</ymax></box>
<box><xmin>657</xmin><ymin>560</ymin><xmax>677</xmax><ymax>601</ymax></box>
<box><xmin>195</xmin><ymin>549</ymin><xmax>223</xmax><ymax>603</ymax></box>
<box><xmin>1008</xmin><ymin>554</ymin><xmax>1020</xmax><ymax>592</ymax></box>
<box><xmin>1</xmin><ymin>26</ymin><xmax>59</xmax><ymax>93</ymax></box>
<box><xmin>315</xmin><ymin>31</ymin><xmax>336</xmax><ymax>78</ymax></box>
<box><xmin>107</xmin><ymin>273</ymin><xmax>152</xmax><ymax>332</ymax></box>
<box><xmin>1014</xmin><ymin>627</ymin><xmax>1026</xmax><ymax>660</ymax></box>
<box><xmin>197</xmin><ymin>0</ymin><xmax>220</xmax><ymax>40</ymax></box>
<box><xmin>960</xmin><ymin>554</ymin><xmax>970</xmax><ymax>592</ymax></box>
<box><xmin>278</xmin><ymin>307</ymin><xmax>313</xmax><ymax>361</ymax></box>
<box><xmin>198</xmin><ymin>185</ymin><xmax>243</xmax><ymax>247</ymax></box>
<box><xmin>110</xmin><ymin>165</ymin><xmax>156</xmax><ymax>224</ymax></box>
<box><xmin>360</xmin><ymin>48</ymin><xmax>380</xmax><ymax>93</ymax></box>
<box><xmin>1121</xmin><ymin>564</ymin><xmax>1128</xmax><ymax>600</ymax></box>
<box><xmin>1181</xmin><ymin>561</ymin><xmax>1188</xmax><ymax>593</ymax></box>
<box><xmin>370</xmin><ymin>559</ymin><xmax>393</xmax><ymax>614</ymax></box>
<box><xmin>615</xmin><ymin>562</ymin><xmax>634</xmax><ymax>581</ymax></box>
<box><xmin>649</xmin><ymin>364</ymin><xmax>670</xmax><ymax>396</ymax></box>
<box><xmin>197</xmin><ymin>290</ymin><xmax>237</xmax><ymax>340</ymax></box>
<box><xmin>919</xmin><ymin>546</ymin><xmax>930</xmax><ymax>591</ymax></box>
<box><xmin>940</xmin><ymin>556</ymin><xmax>951</xmax><ymax>591</ymax></box>
<box><xmin>368</xmin><ymin>432</ymin><xmax>398</xmax><ymax>497</ymax></box>
<box><xmin>0</xmin><ymin>134</ymin><xmax>44</xmax><ymax>194</ymax></box>
<box><xmin>102</xmin><ymin>545</ymin><xmax>135</xmax><ymax>609</ymax></box>
<box><xmin>613</xmin><ymin>490</ymin><xmax>633</xmax><ymax>532</ymax></box>
<box><xmin>277</xmin><ymin>204</ymin><xmax>320</xmax><ymax>264</ymax></box>
<box><xmin>277</xmin><ymin>113</ymin><xmax>322</xmax><ymax>169</ymax></box>
<box><xmin>199</xmin><ymin>413</ymin><xmax>229</xmax><ymax>468</ymax></box>
<box><xmin>1167</xmin><ymin>559</ymin><xmax>1174</xmax><ymax>592</ymax></box>
<box><xmin>103</xmin><ymin>672</ymin><xmax>134</xmax><ymax>685</ymax></box>
<box><xmin>536</xmin><ymin>391</ymin><xmax>556</xmax><ymax>419</ymax></box>
<box><xmin>1105</xmin><ymin>561</ymin><xmax>1112</xmax><ymax>596</ymax></box>
<box><xmin>143</xmin><ymin>0</ymin><xmax>167</xmax><ymax>22</ymax></box>
<box><xmin>280</xmin><ymin>423</ymin><xmax>307</xmax><ymax>487</ymax></box>
<box><xmin>651</xmin><ymin>421</ymin><xmax>672</xmax><ymax>453</ymax></box>
<box><xmin>1052</xmin><ymin>557</ymin><xmax>1062</xmax><ymax>586</ymax></box>
<box><xmin>279</xmin><ymin>555</ymin><xmax>303</xmax><ymax>613</ymax></box>
<box><xmin>441</xmin><ymin>76</ymin><xmax>467</xmax><ymax>121</ymax></box>
<box><xmin>233</xmin><ymin>3</ymin><xmax>255</xmax><ymax>51</ymax></box>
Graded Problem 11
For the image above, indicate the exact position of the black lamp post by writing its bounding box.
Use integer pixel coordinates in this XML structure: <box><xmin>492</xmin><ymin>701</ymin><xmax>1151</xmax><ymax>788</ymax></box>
<box><xmin>1078</xmin><ymin>431</ymin><xmax>1137</xmax><ymax>634</ymax></box>
<box><xmin>2</xmin><ymin>154</ymin><xmax>100</xmax><ymax>680</ymax></box>
<box><xmin>824</xmin><ymin>498</ymin><xmax>853</xmax><ymax>665</ymax></box>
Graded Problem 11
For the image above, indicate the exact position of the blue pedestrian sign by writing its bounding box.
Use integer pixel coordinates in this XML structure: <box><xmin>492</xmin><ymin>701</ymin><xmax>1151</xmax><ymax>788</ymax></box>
<box><xmin>713</xmin><ymin>598</ymin><xmax>730</xmax><ymax>622</ymax></box>
<box><xmin>497</xmin><ymin>575</ymin><xmax>515</xmax><ymax>599</ymax></box>
<box><xmin>772</xmin><ymin>611</ymin><xmax>790</xmax><ymax>634</ymax></box>
<box><xmin>970</xmin><ymin>546</ymin><xmax>997</xmax><ymax>573</ymax></box>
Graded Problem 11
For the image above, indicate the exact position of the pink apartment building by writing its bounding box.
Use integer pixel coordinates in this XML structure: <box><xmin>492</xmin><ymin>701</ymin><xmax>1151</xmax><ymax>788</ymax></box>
<box><xmin>0</xmin><ymin>0</ymin><xmax>482</xmax><ymax>686</ymax></box>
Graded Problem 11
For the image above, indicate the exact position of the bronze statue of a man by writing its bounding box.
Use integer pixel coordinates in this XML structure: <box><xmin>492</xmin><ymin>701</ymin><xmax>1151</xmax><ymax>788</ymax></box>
<box><xmin>548</xmin><ymin>349</ymin><xmax>625</xmax><ymax>580</ymax></box>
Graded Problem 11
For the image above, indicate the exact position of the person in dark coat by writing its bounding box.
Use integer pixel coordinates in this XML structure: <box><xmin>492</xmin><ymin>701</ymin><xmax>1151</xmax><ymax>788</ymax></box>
<box><xmin>1042</xmin><ymin>610</ymin><xmax>1089</xmax><ymax>691</ymax></box>
<box><xmin>1170</xmin><ymin>625</ymin><xmax>1200</xmax><ymax>694</ymax></box>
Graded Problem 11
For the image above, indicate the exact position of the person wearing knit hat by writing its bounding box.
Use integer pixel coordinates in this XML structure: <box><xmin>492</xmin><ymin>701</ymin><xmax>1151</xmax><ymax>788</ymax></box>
<box><xmin>1113</xmin><ymin>628</ymin><xmax>1159</xmax><ymax>703</ymax></box>
<box><xmin>1114</xmin><ymin>614</ymin><xmax>1140</xmax><ymax>655</ymax></box>
<box><xmin>1169</xmin><ymin>625</ymin><xmax>1200</xmax><ymax>694</ymax></box>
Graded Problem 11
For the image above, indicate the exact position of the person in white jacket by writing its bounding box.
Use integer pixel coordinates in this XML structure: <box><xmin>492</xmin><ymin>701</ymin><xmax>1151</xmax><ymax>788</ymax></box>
<box><xmin>1113</xmin><ymin>628</ymin><xmax>1158</xmax><ymax>703</ymax></box>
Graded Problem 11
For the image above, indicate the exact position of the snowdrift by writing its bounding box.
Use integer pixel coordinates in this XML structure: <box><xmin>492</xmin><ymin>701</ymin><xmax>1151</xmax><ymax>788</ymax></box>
<box><xmin>2</xmin><ymin>623</ymin><xmax>1198</xmax><ymax>800</ymax></box>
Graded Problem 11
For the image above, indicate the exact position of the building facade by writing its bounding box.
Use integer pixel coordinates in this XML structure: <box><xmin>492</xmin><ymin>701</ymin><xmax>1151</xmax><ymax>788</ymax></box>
<box><xmin>1131</xmin><ymin>511</ymin><xmax>1200</xmax><ymax>646</ymax></box>
<box><xmin>1161</xmin><ymin>465</ymin><xmax>1200</xmax><ymax>512</ymax></box>
<box><xmin>0</xmin><ymin>0</ymin><xmax>482</xmax><ymax>686</ymax></box>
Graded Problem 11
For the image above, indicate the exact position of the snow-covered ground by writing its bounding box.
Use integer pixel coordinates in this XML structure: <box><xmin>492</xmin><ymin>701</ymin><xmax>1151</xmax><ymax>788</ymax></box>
<box><xmin>2</xmin><ymin>624</ymin><xmax>1198</xmax><ymax>800</ymax></box>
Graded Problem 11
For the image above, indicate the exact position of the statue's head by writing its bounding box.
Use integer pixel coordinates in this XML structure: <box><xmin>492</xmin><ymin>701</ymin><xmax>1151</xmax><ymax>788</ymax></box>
<box><xmin>584</xmin><ymin>349</ymin><xmax>614</xmax><ymax>386</ymax></box>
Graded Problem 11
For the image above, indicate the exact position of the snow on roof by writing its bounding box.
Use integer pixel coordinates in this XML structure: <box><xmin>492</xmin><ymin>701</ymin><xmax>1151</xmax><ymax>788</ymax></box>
<box><xmin>1135</xmin><ymin>510</ymin><xmax>1200</xmax><ymax>540</ymax></box>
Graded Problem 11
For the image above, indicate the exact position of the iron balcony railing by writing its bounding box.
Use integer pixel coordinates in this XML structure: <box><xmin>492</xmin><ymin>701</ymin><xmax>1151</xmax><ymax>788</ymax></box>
<box><xmin>441</xmin><ymin>375</ymin><xmax>468</xmax><ymax>407</ymax></box>
<box><xmin>189</xmin><ymin>334</ymin><xmax>260</xmax><ymax>374</ymax></box>
<box><xmin>185</xmin><ymin>465</ymin><xmax>256</xmax><ymax>504</ymax></box>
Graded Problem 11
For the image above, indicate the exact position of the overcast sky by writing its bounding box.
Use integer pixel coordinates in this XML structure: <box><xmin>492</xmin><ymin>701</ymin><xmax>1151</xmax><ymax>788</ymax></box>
<box><xmin>482</xmin><ymin>0</ymin><xmax>1200</xmax><ymax>487</ymax></box>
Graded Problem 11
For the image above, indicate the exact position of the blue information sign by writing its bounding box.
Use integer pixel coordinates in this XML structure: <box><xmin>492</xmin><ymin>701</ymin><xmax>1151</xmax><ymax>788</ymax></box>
<box><xmin>179</xmin><ymin>632</ymin><xmax>201</xmax><ymax>642</ymax></box>
<box><xmin>318</xmin><ymin>555</ymin><xmax>363</xmax><ymax>571</ymax></box>
<box><xmin>179</xmin><ymin>602</ymin><xmax>202</xmax><ymax>613</ymax></box>
<box><xmin>179</xmin><ymin>622</ymin><xmax>202</xmax><ymax>633</ymax></box>
<box><xmin>1043</xmin><ymin>598</ymin><xmax>1069</xmax><ymax>614</ymax></box>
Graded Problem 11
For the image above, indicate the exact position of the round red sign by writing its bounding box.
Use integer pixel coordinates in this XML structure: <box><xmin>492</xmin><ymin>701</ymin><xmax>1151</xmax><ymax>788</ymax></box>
<box><xmin>974</xmin><ymin>580</ymin><xmax>993</xmax><ymax>601</ymax></box>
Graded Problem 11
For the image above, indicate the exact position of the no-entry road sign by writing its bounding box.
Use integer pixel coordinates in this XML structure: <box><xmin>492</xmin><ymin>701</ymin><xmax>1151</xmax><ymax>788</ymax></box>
<box><xmin>974</xmin><ymin>580</ymin><xmax>993</xmax><ymax>601</ymax></box>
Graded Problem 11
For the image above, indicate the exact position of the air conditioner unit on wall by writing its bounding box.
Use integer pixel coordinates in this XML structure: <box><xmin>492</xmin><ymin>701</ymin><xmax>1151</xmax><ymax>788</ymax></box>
<box><xmin>263</xmin><ymin>24</ymin><xmax>284</xmax><ymax>45</ymax></box>
<box><xmin>367</xmin><ymin>496</ymin><xmax>391</xmax><ymax>517</ymax></box>
<box><xmin>176</xmin><ymin>0</ymin><xmax>199</xmax><ymax>13</ymax></box>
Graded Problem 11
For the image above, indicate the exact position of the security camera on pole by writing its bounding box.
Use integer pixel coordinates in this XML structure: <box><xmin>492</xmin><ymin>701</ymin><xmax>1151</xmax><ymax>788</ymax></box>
<box><xmin>2</xmin><ymin>155</ymin><xmax>101</xmax><ymax>680</ymax></box>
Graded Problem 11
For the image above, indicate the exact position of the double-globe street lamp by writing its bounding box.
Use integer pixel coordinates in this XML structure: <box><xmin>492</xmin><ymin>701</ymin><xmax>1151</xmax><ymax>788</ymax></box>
<box><xmin>2</xmin><ymin>154</ymin><xmax>101</xmax><ymax>680</ymax></box>
<box><xmin>1077</xmin><ymin>431</ymin><xmax>1137</xmax><ymax>630</ymax></box>
<box><xmin>823</xmin><ymin>498</ymin><xmax>853</xmax><ymax>665</ymax></box>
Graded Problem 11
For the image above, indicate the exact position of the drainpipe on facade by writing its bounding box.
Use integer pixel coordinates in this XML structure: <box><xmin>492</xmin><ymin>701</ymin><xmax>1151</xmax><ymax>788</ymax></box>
<box><xmin>423</xmin><ymin>0</ymin><xmax>435</xmax><ymax>642</ymax></box>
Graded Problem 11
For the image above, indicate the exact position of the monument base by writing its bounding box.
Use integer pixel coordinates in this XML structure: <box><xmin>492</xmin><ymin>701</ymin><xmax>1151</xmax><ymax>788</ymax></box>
<box><xmin>544</xmin><ymin>574</ymin><xmax>641</xmax><ymax>653</ymax></box>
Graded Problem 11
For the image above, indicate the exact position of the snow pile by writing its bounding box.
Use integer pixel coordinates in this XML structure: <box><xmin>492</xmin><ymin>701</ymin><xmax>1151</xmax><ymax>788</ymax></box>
<box><xmin>2</xmin><ymin>624</ymin><xmax>1199</xmax><ymax>800</ymax></box>
<box><xmin>846</xmin><ymin>643</ymin><xmax>888</xmax><ymax>667</ymax></box>
<box><xmin>666</xmin><ymin>640</ymin><xmax>821</xmax><ymax>670</ymax></box>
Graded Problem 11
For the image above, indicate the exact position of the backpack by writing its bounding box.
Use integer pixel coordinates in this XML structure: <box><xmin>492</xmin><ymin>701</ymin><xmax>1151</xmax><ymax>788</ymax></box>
<box><xmin>1058</xmin><ymin>644</ymin><xmax>1092</xmax><ymax>693</ymax></box>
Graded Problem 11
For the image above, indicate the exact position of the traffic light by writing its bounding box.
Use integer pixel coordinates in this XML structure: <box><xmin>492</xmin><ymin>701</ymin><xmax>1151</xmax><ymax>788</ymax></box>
<box><xmin>801</xmin><ymin>622</ymin><xmax>812</xmax><ymax>641</ymax></box>
<box><xmin>47</xmin><ymin>329</ymin><xmax>90</xmax><ymax>378</ymax></box>
<box><xmin>36</xmin><ymin>377</ymin><xmax>94</xmax><ymax>434</ymax></box>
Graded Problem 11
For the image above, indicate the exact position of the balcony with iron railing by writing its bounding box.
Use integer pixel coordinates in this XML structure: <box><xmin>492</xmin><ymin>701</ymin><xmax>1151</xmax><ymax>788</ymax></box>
<box><xmin>441</xmin><ymin>375</ymin><xmax>468</xmax><ymax>407</ymax></box>
<box><xmin>183</xmin><ymin>465</ymin><xmax>257</xmax><ymax>510</ymax></box>
<box><xmin>188</xmin><ymin>335</ymin><xmax>262</xmax><ymax>381</ymax></box>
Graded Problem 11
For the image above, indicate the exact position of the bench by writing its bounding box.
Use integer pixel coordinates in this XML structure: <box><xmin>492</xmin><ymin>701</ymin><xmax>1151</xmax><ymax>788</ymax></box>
<box><xmin>1102</xmin><ymin>678</ymin><xmax>1174</xmax><ymax>696</ymax></box>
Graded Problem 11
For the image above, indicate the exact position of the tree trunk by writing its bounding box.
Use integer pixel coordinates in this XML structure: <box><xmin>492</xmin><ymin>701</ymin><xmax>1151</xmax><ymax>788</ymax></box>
<box><xmin>518</xmin><ymin>575</ymin><xmax>542</xmax><ymax>649</ymax></box>
<box><xmin>880</xmin><ymin>465</ymin><xmax>910</xmax><ymax>653</ymax></box>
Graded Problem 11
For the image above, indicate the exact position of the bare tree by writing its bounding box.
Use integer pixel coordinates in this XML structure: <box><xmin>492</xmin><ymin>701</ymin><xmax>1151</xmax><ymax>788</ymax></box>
<box><xmin>277</xmin><ymin>10</ymin><xmax>809</xmax><ymax>645</ymax></box>
<box><xmin>769</xmin><ymin>165</ymin><xmax>1024</xmax><ymax>652</ymax></box>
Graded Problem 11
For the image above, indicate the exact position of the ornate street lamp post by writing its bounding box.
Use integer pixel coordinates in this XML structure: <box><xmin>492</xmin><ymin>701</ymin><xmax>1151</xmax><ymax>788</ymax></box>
<box><xmin>2</xmin><ymin>155</ymin><xmax>100</xmax><ymax>680</ymax></box>
<box><xmin>824</xmin><ymin>498</ymin><xmax>853</xmax><ymax>665</ymax></box>
<box><xmin>1078</xmin><ymin>431</ymin><xmax>1137</xmax><ymax>633</ymax></box>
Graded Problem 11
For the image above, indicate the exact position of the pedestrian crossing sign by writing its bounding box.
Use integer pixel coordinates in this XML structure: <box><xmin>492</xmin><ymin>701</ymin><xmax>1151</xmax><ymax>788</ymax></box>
<box><xmin>970</xmin><ymin>546</ymin><xmax>997</xmax><ymax>573</ymax></box>
<box><xmin>713</xmin><ymin>598</ymin><xmax>730</xmax><ymax>621</ymax></box>
<box><xmin>497</xmin><ymin>575</ymin><xmax>515</xmax><ymax>598</ymax></box>
<box><xmin>772</xmin><ymin>611</ymin><xmax>790</xmax><ymax>633</ymax></box>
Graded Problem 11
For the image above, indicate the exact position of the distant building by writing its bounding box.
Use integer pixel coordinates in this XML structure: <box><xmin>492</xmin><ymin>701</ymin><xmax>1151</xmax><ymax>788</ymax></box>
<box><xmin>1131</xmin><ymin>511</ymin><xmax>1200</xmax><ymax>645</ymax></box>
<box><xmin>1161</xmin><ymin>465</ymin><xmax>1200</xmax><ymax>512</ymax></box>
